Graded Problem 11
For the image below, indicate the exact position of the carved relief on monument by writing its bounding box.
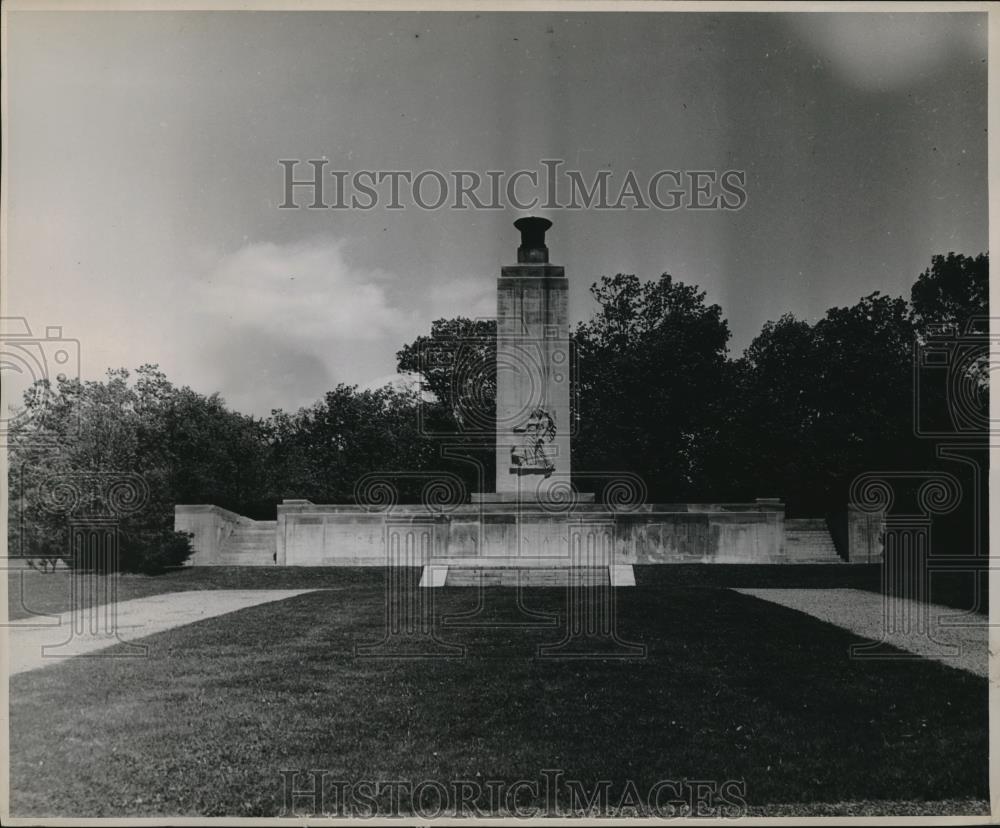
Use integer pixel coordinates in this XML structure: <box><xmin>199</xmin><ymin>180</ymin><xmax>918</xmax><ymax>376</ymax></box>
<box><xmin>509</xmin><ymin>406</ymin><xmax>557</xmax><ymax>476</ymax></box>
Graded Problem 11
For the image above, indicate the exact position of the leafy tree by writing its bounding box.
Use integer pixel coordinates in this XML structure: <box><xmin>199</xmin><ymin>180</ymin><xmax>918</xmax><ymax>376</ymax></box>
<box><xmin>911</xmin><ymin>252</ymin><xmax>989</xmax><ymax>337</ymax></box>
<box><xmin>266</xmin><ymin>384</ymin><xmax>441</xmax><ymax>503</ymax></box>
<box><xmin>7</xmin><ymin>366</ymin><xmax>270</xmax><ymax>573</ymax></box>
<box><xmin>813</xmin><ymin>292</ymin><xmax>915</xmax><ymax>455</ymax></box>
<box><xmin>573</xmin><ymin>273</ymin><xmax>731</xmax><ymax>500</ymax></box>
<box><xmin>396</xmin><ymin>317</ymin><xmax>496</xmax><ymax>429</ymax></box>
<box><xmin>909</xmin><ymin>252</ymin><xmax>990</xmax><ymax>439</ymax></box>
<box><xmin>737</xmin><ymin>295</ymin><xmax>919</xmax><ymax>514</ymax></box>
<box><xmin>728</xmin><ymin>314</ymin><xmax>822</xmax><ymax>504</ymax></box>
<box><xmin>396</xmin><ymin>317</ymin><xmax>497</xmax><ymax>490</ymax></box>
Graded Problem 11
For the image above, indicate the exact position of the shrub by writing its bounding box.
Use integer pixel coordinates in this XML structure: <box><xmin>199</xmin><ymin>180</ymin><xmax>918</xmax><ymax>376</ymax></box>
<box><xmin>121</xmin><ymin>530</ymin><xmax>194</xmax><ymax>575</ymax></box>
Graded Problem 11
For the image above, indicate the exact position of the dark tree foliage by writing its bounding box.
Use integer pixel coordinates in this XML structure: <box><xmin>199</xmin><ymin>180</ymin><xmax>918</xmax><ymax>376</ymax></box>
<box><xmin>911</xmin><ymin>252</ymin><xmax>989</xmax><ymax>337</ymax></box>
<box><xmin>6</xmin><ymin>366</ymin><xmax>249</xmax><ymax>573</ymax></box>
<box><xmin>908</xmin><ymin>253</ymin><xmax>989</xmax><ymax>457</ymax></box>
<box><xmin>396</xmin><ymin>317</ymin><xmax>496</xmax><ymax>421</ymax></box>
<box><xmin>566</xmin><ymin>253</ymin><xmax>986</xmax><ymax>520</ymax></box>
<box><xmin>396</xmin><ymin>317</ymin><xmax>497</xmax><ymax>491</ymax></box>
<box><xmin>736</xmin><ymin>295</ymin><xmax>921</xmax><ymax>514</ymax></box>
<box><xmin>266</xmin><ymin>384</ymin><xmax>441</xmax><ymax>504</ymax></box>
<box><xmin>7</xmin><ymin>372</ymin><xmax>449</xmax><ymax>572</ymax></box>
<box><xmin>572</xmin><ymin>274</ymin><xmax>731</xmax><ymax>500</ymax></box>
<box><xmin>908</xmin><ymin>252</ymin><xmax>989</xmax><ymax>560</ymax></box>
<box><xmin>726</xmin><ymin>314</ymin><xmax>821</xmax><ymax>504</ymax></box>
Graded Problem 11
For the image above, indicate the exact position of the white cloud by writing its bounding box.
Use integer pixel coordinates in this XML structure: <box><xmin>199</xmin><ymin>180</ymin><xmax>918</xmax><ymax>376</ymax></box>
<box><xmin>178</xmin><ymin>237</ymin><xmax>422</xmax><ymax>413</ymax></box>
<box><xmin>791</xmin><ymin>15</ymin><xmax>986</xmax><ymax>91</ymax></box>
<box><xmin>427</xmin><ymin>276</ymin><xmax>495</xmax><ymax>322</ymax></box>
<box><xmin>196</xmin><ymin>238</ymin><xmax>410</xmax><ymax>345</ymax></box>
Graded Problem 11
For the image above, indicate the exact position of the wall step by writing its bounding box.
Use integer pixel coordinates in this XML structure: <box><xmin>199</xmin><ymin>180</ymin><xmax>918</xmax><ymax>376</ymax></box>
<box><xmin>444</xmin><ymin>566</ymin><xmax>611</xmax><ymax>587</ymax></box>
<box><xmin>785</xmin><ymin>519</ymin><xmax>830</xmax><ymax>530</ymax></box>
<box><xmin>431</xmin><ymin>555</ymin><xmax>597</xmax><ymax>568</ymax></box>
<box><xmin>216</xmin><ymin>522</ymin><xmax>277</xmax><ymax>565</ymax></box>
<box><xmin>781</xmin><ymin>518</ymin><xmax>842</xmax><ymax>563</ymax></box>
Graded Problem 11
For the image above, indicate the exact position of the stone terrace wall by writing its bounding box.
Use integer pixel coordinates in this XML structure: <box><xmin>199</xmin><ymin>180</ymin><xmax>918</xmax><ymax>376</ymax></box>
<box><xmin>174</xmin><ymin>498</ymin><xmax>790</xmax><ymax>567</ymax></box>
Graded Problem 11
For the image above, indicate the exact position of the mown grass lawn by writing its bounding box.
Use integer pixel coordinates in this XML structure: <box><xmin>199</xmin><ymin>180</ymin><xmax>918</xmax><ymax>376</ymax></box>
<box><xmin>7</xmin><ymin>562</ymin><xmax>987</xmax><ymax>621</ymax></box>
<box><xmin>7</xmin><ymin>567</ymin><xmax>987</xmax><ymax>817</ymax></box>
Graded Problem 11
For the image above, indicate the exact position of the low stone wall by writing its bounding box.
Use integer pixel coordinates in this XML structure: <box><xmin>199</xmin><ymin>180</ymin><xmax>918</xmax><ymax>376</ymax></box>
<box><xmin>197</xmin><ymin>498</ymin><xmax>790</xmax><ymax>567</ymax></box>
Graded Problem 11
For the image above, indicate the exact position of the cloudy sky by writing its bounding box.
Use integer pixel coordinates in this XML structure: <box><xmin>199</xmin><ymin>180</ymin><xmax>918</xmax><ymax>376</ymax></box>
<box><xmin>4</xmin><ymin>10</ymin><xmax>987</xmax><ymax>416</ymax></box>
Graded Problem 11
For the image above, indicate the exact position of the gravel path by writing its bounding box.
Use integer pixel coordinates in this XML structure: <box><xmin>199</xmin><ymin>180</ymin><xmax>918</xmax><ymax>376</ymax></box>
<box><xmin>733</xmin><ymin>588</ymin><xmax>988</xmax><ymax>678</ymax></box>
<box><xmin>5</xmin><ymin>589</ymin><xmax>316</xmax><ymax>675</ymax></box>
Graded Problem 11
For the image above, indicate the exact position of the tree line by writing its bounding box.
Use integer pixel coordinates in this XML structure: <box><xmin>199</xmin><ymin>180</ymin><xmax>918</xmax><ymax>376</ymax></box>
<box><xmin>7</xmin><ymin>252</ymin><xmax>987</xmax><ymax>572</ymax></box>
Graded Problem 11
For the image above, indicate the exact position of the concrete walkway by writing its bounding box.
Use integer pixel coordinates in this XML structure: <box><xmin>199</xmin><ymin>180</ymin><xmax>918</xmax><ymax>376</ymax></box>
<box><xmin>6</xmin><ymin>589</ymin><xmax>316</xmax><ymax>675</ymax></box>
<box><xmin>733</xmin><ymin>587</ymin><xmax>988</xmax><ymax>678</ymax></box>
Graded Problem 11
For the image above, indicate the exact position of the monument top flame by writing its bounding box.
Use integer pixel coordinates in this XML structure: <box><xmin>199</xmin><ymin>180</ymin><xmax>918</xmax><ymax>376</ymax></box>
<box><xmin>514</xmin><ymin>216</ymin><xmax>553</xmax><ymax>264</ymax></box>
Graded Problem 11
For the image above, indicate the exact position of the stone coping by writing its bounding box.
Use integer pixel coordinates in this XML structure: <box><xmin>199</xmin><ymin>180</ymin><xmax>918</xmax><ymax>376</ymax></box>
<box><xmin>499</xmin><ymin>264</ymin><xmax>566</xmax><ymax>279</ymax></box>
<box><xmin>470</xmin><ymin>491</ymin><xmax>597</xmax><ymax>504</ymax></box>
<box><xmin>175</xmin><ymin>504</ymin><xmax>259</xmax><ymax>523</ymax></box>
<box><xmin>274</xmin><ymin>501</ymin><xmax>784</xmax><ymax>517</ymax></box>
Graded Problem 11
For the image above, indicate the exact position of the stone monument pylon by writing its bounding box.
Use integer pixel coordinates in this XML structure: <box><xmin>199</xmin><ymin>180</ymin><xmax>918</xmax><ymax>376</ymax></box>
<box><xmin>489</xmin><ymin>217</ymin><xmax>576</xmax><ymax>501</ymax></box>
